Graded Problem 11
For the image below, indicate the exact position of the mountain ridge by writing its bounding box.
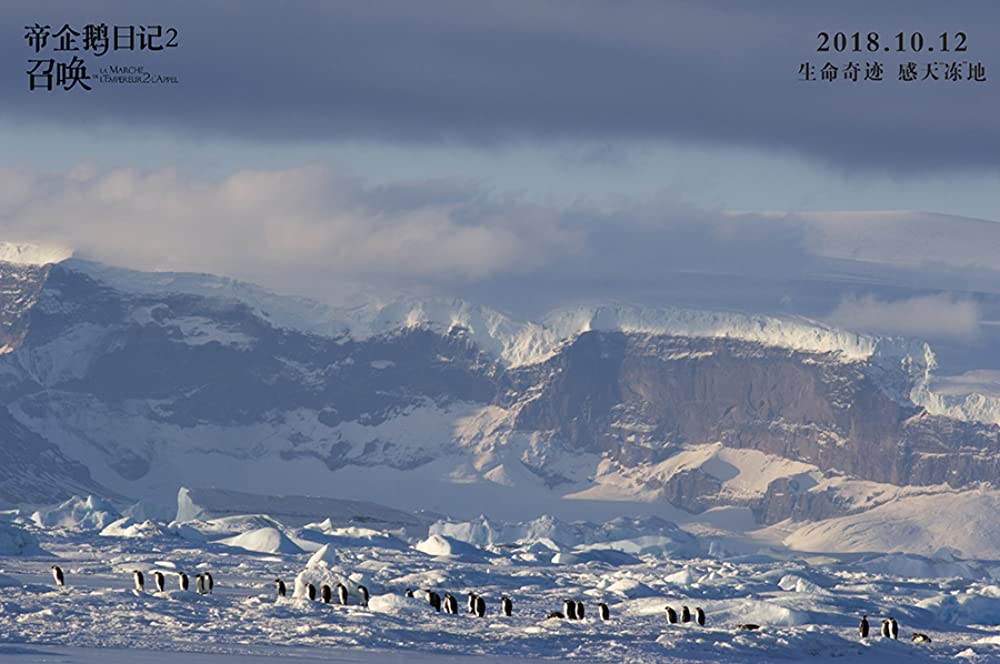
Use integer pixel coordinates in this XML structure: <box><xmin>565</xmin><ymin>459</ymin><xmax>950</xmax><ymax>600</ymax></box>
<box><xmin>0</xmin><ymin>250</ymin><xmax>998</xmax><ymax>542</ymax></box>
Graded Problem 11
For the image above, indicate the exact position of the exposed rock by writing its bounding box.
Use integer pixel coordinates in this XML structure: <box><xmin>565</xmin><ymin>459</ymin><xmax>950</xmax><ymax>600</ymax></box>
<box><xmin>2</xmin><ymin>258</ymin><xmax>1000</xmax><ymax>526</ymax></box>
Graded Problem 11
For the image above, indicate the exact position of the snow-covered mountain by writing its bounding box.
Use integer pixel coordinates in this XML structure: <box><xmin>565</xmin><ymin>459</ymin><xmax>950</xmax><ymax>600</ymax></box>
<box><xmin>2</xmin><ymin>246</ymin><xmax>1000</xmax><ymax>548</ymax></box>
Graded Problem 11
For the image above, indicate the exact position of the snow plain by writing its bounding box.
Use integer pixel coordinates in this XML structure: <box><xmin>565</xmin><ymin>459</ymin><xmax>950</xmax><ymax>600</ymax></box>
<box><xmin>3</xmin><ymin>499</ymin><xmax>1000</xmax><ymax>663</ymax></box>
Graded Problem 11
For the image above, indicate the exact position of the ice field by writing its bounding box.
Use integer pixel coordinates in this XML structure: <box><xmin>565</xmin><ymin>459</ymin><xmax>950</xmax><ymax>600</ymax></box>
<box><xmin>3</xmin><ymin>498</ymin><xmax>1000</xmax><ymax>663</ymax></box>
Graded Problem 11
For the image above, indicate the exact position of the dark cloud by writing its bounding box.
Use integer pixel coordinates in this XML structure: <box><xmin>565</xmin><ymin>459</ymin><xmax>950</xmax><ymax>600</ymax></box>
<box><xmin>3</xmin><ymin>1</ymin><xmax>999</xmax><ymax>173</ymax></box>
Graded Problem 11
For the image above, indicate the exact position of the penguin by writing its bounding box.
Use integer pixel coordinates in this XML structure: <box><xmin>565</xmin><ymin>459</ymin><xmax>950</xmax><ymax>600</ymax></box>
<box><xmin>575</xmin><ymin>600</ymin><xmax>584</xmax><ymax>620</ymax></box>
<box><xmin>204</xmin><ymin>572</ymin><xmax>214</xmax><ymax>593</ymax></box>
<box><xmin>546</xmin><ymin>611</ymin><xmax>565</xmax><ymax>620</ymax></box>
<box><xmin>681</xmin><ymin>605</ymin><xmax>691</xmax><ymax>623</ymax></box>
<box><xmin>51</xmin><ymin>565</ymin><xmax>64</xmax><ymax>587</ymax></box>
<box><xmin>275</xmin><ymin>578</ymin><xmax>286</xmax><ymax>598</ymax></box>
<box><xmin>475</xmin><ymin>595</ymin><xmax>486</xmax><ymax>618</ymax></box>
<box><xmin>858</xmin><ymin>615</ymin><xmax>869</xmax><ymax>639</ymax></box>
<box><xmin>467</xmin><ymin>592</ymin><xmax>478</xmax><ymax>614</ymax></box>
<box><xmin>738</xmin><ymin>623</ymin><xmax>760</xmax><ymax>631</ymax></box>
<box><xmin>405</xmin><ymin>588</ymin><xmax>415</xmax><ymax>598</ymax></box>
<box><xmin>666</xmin><ymin>606</ymin><xmax>678</xmax><ymax>624</ymax></box>
<box><xmin>133</xmin><ymin>570</ymin><xmax>145</xmax><ymax>592</ymax></box>
<box><xmin>563</xmin><ymin>599</ymin><xmax>578</xmax><ymax>621</ymax></box>
<box><xmin>154</xmin><ymin>571</ymin><xmax>165</xmax><ymax>593</ymax></box>
<box><xmin>444</xmin><ymin>592</ymin><xmax>458</xmax><ymax>614</ymax></box>
<box><xmin>336</xmin><ymin>582</ymin><xmax>348</xmax><ymax>606</ymax></box>
<box><xmin>501</xmin><ymin>596</ymin><xmax>513</xmax><ymax>617</ymax></box>
<box><xmin>598</xmin><ymin>602</ymin><xmax>610</xmax><ymax>621</ymax></box>
<box><xmin>305</xmin><ymin>582</ymin><xmax>316</xmax><ymax>601</ymax></box>
<box><xmin>179</xmin><ymin>572</ymin><xmax>189</xmax><ymax>591</ymax></box>
<box><xmin>321</xmin><ymin>584</ymin><xmax>332</xmax><ymax>604</ymax></box>
<box><xmin>695</xmin><ymin>607</ymin><xmax>706</xmax><ymax>627</ymax></box>
<box><xmin>196</xmin><ymin>574</ymin><xmax>207</xmax><ymax>594</ymax></box>
<box><xmin>911</xmin><ymin>632</ymin><xmax>932</xmax><ymax>643</ymax></box>
<box><xmin>880</xmin><ymin>619</ymin><xmax>890</xmax><ymax>638</ymax></box>
<box><xmin>425</xmin><ymin>589</ymin><xmax>441</xmax><ymax>612</ymax></box>
<box><xmin>889</xmin><ymin>618</ymin><xmax>899</xmax><ymax>640</ymax></box>
<box><xmin>357</xmin><ymin>585</ymin><xmax>369</xmax><ymax>608</ymax></box>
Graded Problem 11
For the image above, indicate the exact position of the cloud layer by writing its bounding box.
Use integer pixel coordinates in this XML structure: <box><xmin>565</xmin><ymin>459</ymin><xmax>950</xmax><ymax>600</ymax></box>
<box><xmin>3</xmin><ymin>164</ymin><xmax>1000</xmax><ymax>329</ymax></box>
<box><xmin>0</xmin><ymin>165</ymin><xmax>569</xmax><ymax>293</ymax></box>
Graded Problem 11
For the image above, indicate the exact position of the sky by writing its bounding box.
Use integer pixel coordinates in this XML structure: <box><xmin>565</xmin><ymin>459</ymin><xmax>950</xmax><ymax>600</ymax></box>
<box><xmin>2</xmin><ymin>1</ymin><xmax>1000</xmax><ymax>347</ymax></box>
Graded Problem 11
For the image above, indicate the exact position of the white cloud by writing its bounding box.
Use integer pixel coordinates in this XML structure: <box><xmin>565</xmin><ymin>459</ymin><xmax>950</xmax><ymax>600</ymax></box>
<box><xmin>0</xmin><ymin>164</ymin><xmax>572</xmax><ymax>298</ymax></box>
<box><xmin>3</xmin><ymin>163</ymin><xmax>1000</xmax><ymax>323</ymax></box>
<box><xmin>828</xmin><ymin>294</ymin><xmax>981</xmax><ymax>341</ymax></box>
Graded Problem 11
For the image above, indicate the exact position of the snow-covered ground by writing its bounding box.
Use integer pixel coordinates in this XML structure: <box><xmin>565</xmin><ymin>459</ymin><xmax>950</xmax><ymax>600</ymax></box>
<box><xmin>3</xmin><ymin>500</ymin><xmax>1000</xmax><ymax>663</ymax></box>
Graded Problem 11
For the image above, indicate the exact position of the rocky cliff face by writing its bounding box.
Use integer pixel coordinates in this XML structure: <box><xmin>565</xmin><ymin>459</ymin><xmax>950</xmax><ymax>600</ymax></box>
<box><xmin>1</xmin><ymin>258</ymin><xmax>998</xmax><ymax>525</ymax></box>
<box><xmin>510</xmin><ymin>332</ymin><xmax>1000</xmax><ymax>496</ymax></box>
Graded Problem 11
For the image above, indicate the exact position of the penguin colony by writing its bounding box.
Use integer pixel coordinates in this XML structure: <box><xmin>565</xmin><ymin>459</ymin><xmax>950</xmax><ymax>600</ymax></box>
<box><xmin>665</xmin><ymin>605</ymin><xmax>706</xmax><ymax>627</ymax></box>
<box><xmin>43</xmin><ymin>569</ymin><xmax>936</xmax><ymax>644</ymax></box>
<box><xmin>47</xmin><ymin>567</ymin><xmax>215</xmax><ymax>594</ymax></box>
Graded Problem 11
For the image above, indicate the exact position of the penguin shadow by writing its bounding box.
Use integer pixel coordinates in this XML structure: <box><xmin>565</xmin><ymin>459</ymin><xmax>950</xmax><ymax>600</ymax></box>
<box><xmin>20</xmin><ymin>584</ymin><xmax>60</xmax><ymax>598</ymax></box>
<box><xmin>285</xmin><ymin>594</ymin><xmax>347</xmax><ymax>616</ymax></box>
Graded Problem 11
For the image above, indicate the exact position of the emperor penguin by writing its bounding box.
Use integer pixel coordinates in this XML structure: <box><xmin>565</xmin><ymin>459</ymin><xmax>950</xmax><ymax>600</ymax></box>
<box><xmin>681</xmin><ymin>605</ymin><xmax>691</xmax><ymax>623</ymax></box>
<box><xmin>501</xmin><ymin>596</ymin><xmax>513</xmax><ymax>617</ymax></box>
<box><xmin>546</xmin><ymin>611</ymin><xmax>565</xmax><ymax>620</ymax></box>
<box><xmin>475</xmin><ymin>595</ymin><xmax>486</xmax><ymax>618</ymax></box>
<box><xmin>575</xmin><ymin>600</ymin><xmax>584</xmax><ymax>620</ymax></box>
<box><xmin>598</xmin><ymin>602</ymin><xmax>610</xmax><ymax>621</ymax></box>
<box><xmin>336</xmin><ymin>582</ymin><xmax>348</xmax><ymax>606</ymax></box>
<box><xmin>275</xmin><ymin>578</ymin><xmax>286</xmax><ymax>598</ymax></box>
<box><xmin>696</xmin><ymin>607</ymin><xmax>706</xmax><ymax>627</ymax></box>
<box><xmin>133</xmin><ymin>570</ymin><xmax>145</xmax><ymax>592</ymax></box>
<box><xmin>358</xmin><ymin>585</ymin><xmax>370</xmax><ymax>608</ymax></box>
<box><xmin>738</xmin><ymin>623</ymin><xmax>760</xmax><ymax>630</ymax></box>
<box><xmin>405</xmin><ymin>588</ymin><xmax>414</xmax><ymax>598</ymax></box>
<box><xmin>563</xmin><ymin>599</ymin><xmax>578</xmax><ymax>620</ymax></box>
<box><xmin>889</xmin><ymin>618</ymin><xmax>899</xmax><ymax>640</ymax></box>
<box><xmin>154</xmin><ymin>571</ymin><xmax>165</xmax><ymax>593</ymax></box>
<box><xmin>880</xmin><ymin>619</ymin><xmax>890</xmax><ymax>638</ymax></box>
<box><xmin>858</xmin><ymin>615</ymin><xmax>869</xmax><ymax>639</ymax></box>
<box><xmin>321</xmin><ymin>584</ymin><xmax>332</xmax><ymax>604</ymax></box>
<box><xmin>51</xmin><ymin>565</ymin><xmax>65</xmax><ymax>587</ymax></box>
<box><xmin>666</xmin><ymin>606</ymin><xmax>678</xmax><ymax>624</ymax></box>
<box><xmin>467</xmin><ymin>592</ymin><xmax>478</xmax><ymax>614</ymax></box>
<box><xmin>912</xmin><ymin>632</ymin><xmax>932</xmax><ymax>643</ymax></box>
<box><xmin>195</xmin><ymin>574</ymin><xmax>206</xmax><ymax>594</ymax></box>
<box><xmin>426</xmin><ymin>589</ymin><xmax>442</xmax><ymax>612</ymax></box>
<box><xmin>204</xmin><ymin>572</ymin><xmax>214</xmax><ymax>593</ymax></box>
<box><xmin>305</xmin><ymin>582</ymin><xmax>316</xmax><ymax>601</ymax></box>
<box><xmin>444</xmin><ymin>592</ymin><xmax>458</xmax><ymax>614</ymax></box>
<box><xmin>179</xmin><ymin>572</ymin><xmax>189</xmax><ymax>591</ymax></box>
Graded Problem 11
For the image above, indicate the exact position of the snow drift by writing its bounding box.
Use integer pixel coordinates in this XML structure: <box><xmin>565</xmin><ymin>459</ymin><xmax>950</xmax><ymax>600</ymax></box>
<box><xmin>784</xmin><ymin>489</ymin><xmax>1000</xmax><ymax>559</ymax></box>
<box><xmin>216</xmin><ymin>527</ymin><xmax>304</xmax><ymax>554</ymax></box>
<box><xmin>99</xmin><ymin>517</ymin><xmax>166</xmax><ymax>539</ymax></box>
